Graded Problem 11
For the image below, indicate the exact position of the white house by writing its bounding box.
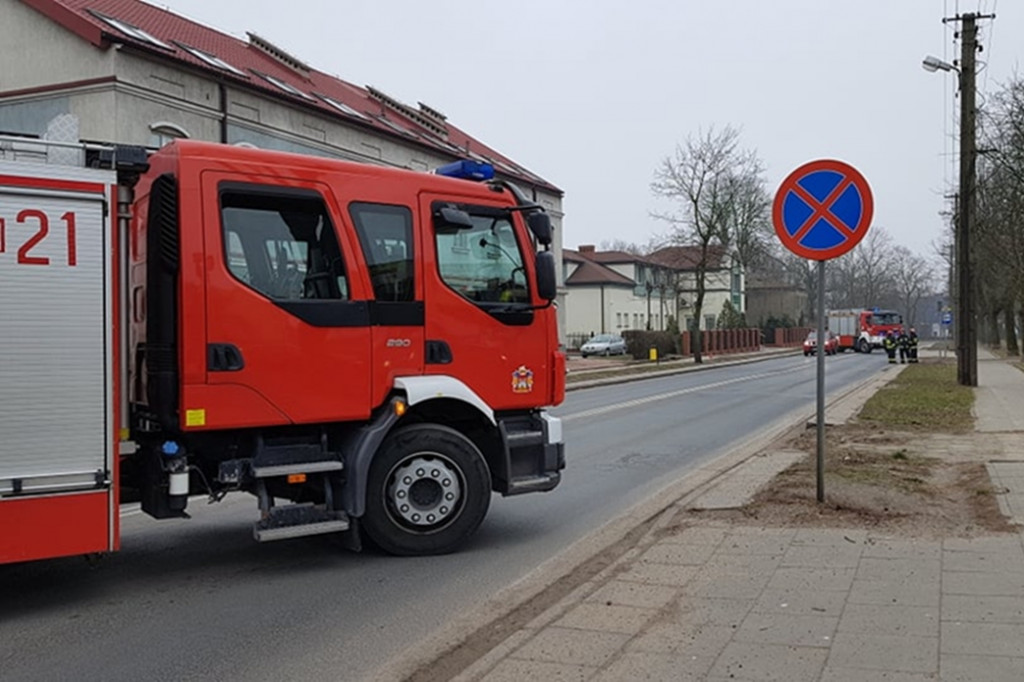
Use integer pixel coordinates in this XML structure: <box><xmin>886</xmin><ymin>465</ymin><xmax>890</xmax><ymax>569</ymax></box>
<box><xmin>563</xmin><ymin>244</ymin><xmax>744</xmax><ymax>347</ymax></box>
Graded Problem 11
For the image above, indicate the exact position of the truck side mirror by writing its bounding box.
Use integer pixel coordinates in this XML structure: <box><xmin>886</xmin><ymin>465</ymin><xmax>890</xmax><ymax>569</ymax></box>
<box><xmin>433</xmin><ymin>207</ymin><xmax>473</xmax><ymax>234</ymax></box>
<box><xmin>527</xmin><ymin>212</ymin><xmax>552</xmax><ymax>246</ymax></box>
<box><xmin>535</xmin><ymin>251</ymin><xmax>556</xmax><ymax>301</ymax></box>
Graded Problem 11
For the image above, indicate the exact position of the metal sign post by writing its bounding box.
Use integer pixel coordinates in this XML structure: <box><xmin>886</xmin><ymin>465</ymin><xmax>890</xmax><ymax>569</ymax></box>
<box><xmin>773</xmin><ymin>159</ymin><xmax>874</xmax><ymax>504</ymax></box>
<box><xmin>816</xmin><ymin>260</ymin><xmax>826</xmax><ymax>502</ymax></box>
<box><xmin>941</xmin><ymin>310</ymin><xmax>953</xmax><ymax>359</ymax></box>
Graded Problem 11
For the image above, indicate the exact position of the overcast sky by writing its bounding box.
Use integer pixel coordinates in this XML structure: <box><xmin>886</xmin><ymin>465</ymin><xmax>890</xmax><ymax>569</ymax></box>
<box><xmin>159</xmin><ymin>0</ymin><xmax>1018</xmax><ymax>262</ymax></box>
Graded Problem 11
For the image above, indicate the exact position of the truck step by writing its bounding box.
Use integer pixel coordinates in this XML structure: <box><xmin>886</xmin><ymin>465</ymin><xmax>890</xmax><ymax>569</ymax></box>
<box><xmin>251</xmin><ymin>460</ymin><xmax>343</xmax><ymax>478</ymax></box>
<box><xmin>254</xmin><ymin>503</ymin><xmax>350</xmax><ymax>542</ymax></box>
<box><xmin>504</xmin><ymin>429</ymin><xmax>544</xmax><ymax>449</ymax></box>
<box><xmin>505</xmin><ymin>473</ymin><xmax>561</xmax><ymax>496</ymax></box>
<box><xmin>252</xmin><ymin>435</ymin><xmax>339</xmax><ymax>467</ymax></box>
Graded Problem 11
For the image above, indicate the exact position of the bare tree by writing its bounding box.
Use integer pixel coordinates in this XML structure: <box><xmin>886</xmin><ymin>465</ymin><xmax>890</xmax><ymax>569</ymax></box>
<box><xmin>598</xmin><ymin>237</ymin><xmax>665</xmax><ymax>255</ymax></box>
<box><xmin>651</xmin><ymin>125</ymin><xmax>766</xmax><ymax>363</ymax></box>
<box><xmin>723</xmin><ymin>171</ymin><xmax>774</xmax><ymax>271</ymax></box>
<box><xmin>890</xmin><ymin>245</ymin><xmax>935</xmax><ymax>329</ymax></box>
<box><xmin>829</xmin><ymin>227</ymin><xmax>897</xmax><ymax>309</ymax></box>
<box><xmin>976</xmin><ymin>74</ymin><xmax>1024</xmax><ymax>353</ymax></box>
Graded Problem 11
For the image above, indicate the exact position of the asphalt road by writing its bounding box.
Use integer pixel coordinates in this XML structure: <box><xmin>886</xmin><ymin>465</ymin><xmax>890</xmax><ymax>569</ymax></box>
<box><xmin>0</xmin><ymin>351</ymin><xmax>891</xmax><ymax>682</ymax></box>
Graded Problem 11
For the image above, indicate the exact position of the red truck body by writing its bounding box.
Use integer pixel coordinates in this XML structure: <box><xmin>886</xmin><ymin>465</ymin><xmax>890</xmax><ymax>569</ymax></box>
<box><xmin>1</xmin><ymin>139</ymin><xmax>565</xmax><ymax>564</ymax></box>
<box><xmin>827</xmin><ymin>308</ymin><xmax>904</xmax><ymax>353</ymax></box>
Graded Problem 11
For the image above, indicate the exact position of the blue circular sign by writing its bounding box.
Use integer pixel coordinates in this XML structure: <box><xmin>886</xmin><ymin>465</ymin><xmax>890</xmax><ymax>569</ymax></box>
<box><xmin>772</xmin><ymin>159</ymin><xmax>874</xmax><ymax>261</ymax></box>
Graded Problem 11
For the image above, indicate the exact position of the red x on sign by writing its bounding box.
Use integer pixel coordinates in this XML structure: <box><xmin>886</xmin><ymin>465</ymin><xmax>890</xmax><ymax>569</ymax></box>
<box><xmin>772</xmin><ymin>159</ymin><xmax>873</xmax><ymax>261</ymax></box>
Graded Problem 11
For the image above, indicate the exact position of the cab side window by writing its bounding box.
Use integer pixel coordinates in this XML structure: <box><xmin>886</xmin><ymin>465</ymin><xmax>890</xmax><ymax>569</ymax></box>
<box><xmin>349</xmin><ymin>202</ymin><xmax>414</xmax><ymax>302</ymax></box>
<box><xmin>434</xmin><ymin>206</ymin><xmax>529</xmax><ymax>306</ymax></box>
<box><xmin>221</xmin><ymin>187</ymin><xmax>348</xmax><ymax>301</ymax></box>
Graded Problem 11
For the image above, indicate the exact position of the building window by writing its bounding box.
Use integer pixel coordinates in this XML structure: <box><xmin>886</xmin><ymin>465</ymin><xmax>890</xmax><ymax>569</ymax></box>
<box><xmin>731</xmin><ymin>269</ymin><xmax>743</xmax><ymax>309</ymax></box>
<box><xmin>149</xmin><ymin>122</ymin><xmax>190</xmax><ymax>147</ymax></box>
<box><xmin>315</xmin><ymin>94</ymin><xmax>368</xmax><ymax>120</ymax></box>
<box><xmin>89</xmin><ymin>10</ymin><xmax>173</xmax><ymax>50</ymax></box>
<box><xmin>253</xmin><ymin>71</ymin><xmax>315</xmax><ymax>101</ymax></box>
<box><xmin>705</xmin><ymin>314</ymin><xmax>716</xmax><ymax>330</ymax></box>
<box><xmin>375</xmin><ymin>115</ymin><xmax>417</xmax><ymax>139</ymax></box>
<box><xmin>174</xmin><ymin>42</ymin><xmax>246</xmax><ymax>76</ymax></box>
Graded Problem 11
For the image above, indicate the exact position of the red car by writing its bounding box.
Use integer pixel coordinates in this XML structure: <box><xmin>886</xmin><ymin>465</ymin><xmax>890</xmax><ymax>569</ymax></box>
<box><xmin>803</xmin><ymin>330</ymin><xmax>838</xmax><ymax>356</ymax></box>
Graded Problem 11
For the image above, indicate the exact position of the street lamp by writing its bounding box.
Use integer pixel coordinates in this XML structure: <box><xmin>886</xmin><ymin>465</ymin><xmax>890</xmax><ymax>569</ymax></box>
<box><xmin>922</xmin><ymin>15</ymin><xmax>981</xmax><ymax>387</ymax></box>
<box><xmin>921</xmin><ymin>55</ymin><xmax>956</xmax><ymax>73</ymax></box>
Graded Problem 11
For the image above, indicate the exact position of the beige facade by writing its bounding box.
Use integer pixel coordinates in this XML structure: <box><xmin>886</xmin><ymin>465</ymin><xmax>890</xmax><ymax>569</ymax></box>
<box><xmin>745</xmin><ymin>282</ymin><xmax>809</xmax><ymax>327</ymax></box>
<box><xmin>0</xmin><ymin>0</ymin><xmax>567</xmax><ymax>339</ymax></box>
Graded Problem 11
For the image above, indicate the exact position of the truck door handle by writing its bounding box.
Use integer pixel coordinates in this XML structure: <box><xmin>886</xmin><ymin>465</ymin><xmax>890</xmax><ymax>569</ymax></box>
<box><xmin>426</xmin><ymin>340</ymin><xmax>452</xmax><ymax>365</ymax></box>
<box><xmin>208</xmin><ymin>343</ymin><xmax>245</xmax><ymax>372</ymax></box>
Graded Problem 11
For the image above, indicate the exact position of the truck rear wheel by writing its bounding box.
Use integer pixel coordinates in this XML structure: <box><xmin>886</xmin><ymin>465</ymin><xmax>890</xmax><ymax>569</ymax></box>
<box><xmin>363</xmin><ymin>424</ymin><xmax>491</xmax><ymax>556</ymax></box>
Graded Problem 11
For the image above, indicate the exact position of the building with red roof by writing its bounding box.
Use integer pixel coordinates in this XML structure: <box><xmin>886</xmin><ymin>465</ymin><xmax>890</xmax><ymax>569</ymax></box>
<box><xmin>561</xmin><ymin>244</ymin><xmax>744</xmax><ymax>347</ymax></box>
<box><xmin>1</xmin><ymin>0</ymin><xmax>568</xmax><ymax>333</ymax></box>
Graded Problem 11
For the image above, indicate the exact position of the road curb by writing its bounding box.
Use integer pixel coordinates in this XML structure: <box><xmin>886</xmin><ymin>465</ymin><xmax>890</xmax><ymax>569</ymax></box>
<box><xmin>566</xmin><ymin>348</ymin><xmax>803</xmax><ymax>391</ymax></box>
<box><xmin>371</xmin><ymin>360</ymin><xmax>897</xmax><ymax>682</ymax></box>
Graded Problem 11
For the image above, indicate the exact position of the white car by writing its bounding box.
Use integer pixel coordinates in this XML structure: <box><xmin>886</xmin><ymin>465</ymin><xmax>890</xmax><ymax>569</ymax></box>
<box><xmin>580</xmin><ymin>334</ymin><xmax>627</xmax><ymax>358</ymax></box>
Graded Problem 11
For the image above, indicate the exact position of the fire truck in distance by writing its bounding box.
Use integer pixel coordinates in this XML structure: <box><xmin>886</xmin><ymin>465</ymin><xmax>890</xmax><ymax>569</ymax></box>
<box><xmin>0</xmin><ymin>138</ymin><xmax>566</xmax><ymax>564</ymax></box>
<box><xmin>827</xmin><ymin>308</ymin><xmax>904</xmax><ymax>353</ymax></box>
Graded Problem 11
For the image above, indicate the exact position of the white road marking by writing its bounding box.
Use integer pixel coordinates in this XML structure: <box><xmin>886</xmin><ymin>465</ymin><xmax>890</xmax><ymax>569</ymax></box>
<box><xmin>562</xmin><ymin>367</ymin><xmax>802</xmax><ymax>422</ymax></box>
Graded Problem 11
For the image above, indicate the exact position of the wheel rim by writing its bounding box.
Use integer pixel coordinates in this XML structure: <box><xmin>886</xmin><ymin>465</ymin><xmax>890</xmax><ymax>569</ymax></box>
<box><xmin>384</xmin><ymin>453</ymin><xmax>464</xmax><ymax>532</ymax></box>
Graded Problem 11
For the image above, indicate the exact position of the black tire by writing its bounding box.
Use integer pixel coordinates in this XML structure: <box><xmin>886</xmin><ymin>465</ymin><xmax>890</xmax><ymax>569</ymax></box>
<box><xmin>858</xmin><ymin>338</ymin><xmax>872</xmax><ymax>354</ymax></box>
<box><xmin>581</xmin><ymin>353</ymin><xmax>589</xmax><ymax>359</ymax></box>
<box><xmin>363</xmin><ymin>424</ymin><xmax>491</xmax><ymax>556</ymax></box>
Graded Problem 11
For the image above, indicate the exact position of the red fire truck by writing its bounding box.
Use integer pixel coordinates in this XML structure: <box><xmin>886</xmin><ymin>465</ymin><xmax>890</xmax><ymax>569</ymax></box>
<box><xmin>0</xmin><ymin>138</ymin><xmax>565</xmax><ymax>564</ymax></box>
<box><xmin>827</xmin><ymin>308</ymin><xmax>904</xmax><ymax>353</ymax></box>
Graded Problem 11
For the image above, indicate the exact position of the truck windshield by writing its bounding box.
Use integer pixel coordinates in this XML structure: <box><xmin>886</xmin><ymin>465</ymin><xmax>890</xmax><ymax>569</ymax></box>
<box><xmin>435</xmin><ymin>208</ymin><xmax>529</xmax><ymax>307</ymax></box>
<box><xmin>870</xmin><ymin>312</ymin><xmax>901</xmax><ymax>325</ymax></box>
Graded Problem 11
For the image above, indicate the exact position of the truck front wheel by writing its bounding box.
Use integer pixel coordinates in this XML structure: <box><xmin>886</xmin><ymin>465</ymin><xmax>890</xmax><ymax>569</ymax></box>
<box><xmin>363</xmin><ymin>425</ymin><xmax>491</xmax><ymax>556</ymax></box>
<box><xmin>857</xmin><ymin>338</ymin><xmax>872</xmax><ymax>354</ymax></box>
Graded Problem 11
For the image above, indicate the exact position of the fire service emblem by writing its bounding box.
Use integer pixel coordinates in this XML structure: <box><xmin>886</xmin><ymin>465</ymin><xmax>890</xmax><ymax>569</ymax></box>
<box><xmin>511</xmin><ymin>365</ymin><xmax>534</xmax><ymax>393</ymax></box>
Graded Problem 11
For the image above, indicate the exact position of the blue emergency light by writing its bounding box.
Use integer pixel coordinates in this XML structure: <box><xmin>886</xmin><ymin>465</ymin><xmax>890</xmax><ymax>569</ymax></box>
<box><xmin>434</xmin><ymin>159</ymin><xmax>495</xmax><ymax>181</ymax></box>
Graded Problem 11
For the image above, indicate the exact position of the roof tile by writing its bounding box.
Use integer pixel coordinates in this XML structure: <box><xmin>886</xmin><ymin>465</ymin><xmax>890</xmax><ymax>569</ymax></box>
<box><xmin>20</xmin><ymin>0</ymin><xmax>558</xmax><ymax>191</ymax></box>
<box><xmin>563</xmin><ymin>249</ymin><xmax>636</xmax><ymax>286</ymax></box>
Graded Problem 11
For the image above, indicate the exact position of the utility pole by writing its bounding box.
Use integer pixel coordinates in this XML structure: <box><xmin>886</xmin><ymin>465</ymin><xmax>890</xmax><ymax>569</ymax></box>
<box><xmin>943</xmin><ymin>11</ymin><xmax>993</xmax><ymax>387</ymax></box>
<box><xmin>958</xmin><ymin>13</ymin><xmax>979</xmax><ymax>386</ymax></box>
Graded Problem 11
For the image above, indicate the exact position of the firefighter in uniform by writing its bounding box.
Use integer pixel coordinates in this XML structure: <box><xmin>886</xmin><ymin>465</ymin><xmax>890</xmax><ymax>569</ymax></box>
<box><xmin>882</xmin><ymin>331</ymin><xmax>898</xmax><ymax>364</ymax></box>
<box><xmin>897</xmin><ymin>329</ymin><xmax>910</xmax><ymax>364</ymax></box>
<box><xmin>908</xmin><ymin>328</ymin><xmax>919</xmax><ymax>363</ymax></box>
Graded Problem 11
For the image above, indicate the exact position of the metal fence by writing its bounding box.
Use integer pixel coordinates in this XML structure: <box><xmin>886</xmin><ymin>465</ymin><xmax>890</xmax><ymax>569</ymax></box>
<box><xmin>565</xmin><ymin>333</ymin><xmax>592</xmax><ymax>350</ymax></box>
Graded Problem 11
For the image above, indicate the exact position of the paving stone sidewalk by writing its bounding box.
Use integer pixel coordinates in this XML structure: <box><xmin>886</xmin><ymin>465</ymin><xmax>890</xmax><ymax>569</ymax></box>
<box><xmin>451</xmin><ymin>350</ymin><xmax>1024</xmax><ymax>682</ymax></box>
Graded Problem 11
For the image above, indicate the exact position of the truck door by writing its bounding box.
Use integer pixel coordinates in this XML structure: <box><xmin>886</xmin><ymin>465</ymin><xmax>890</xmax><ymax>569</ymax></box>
<box><xmin>346</xmin><ymin>201</ymin><xmax>425</xmax><ymax>406</ymax></box>
<box><xmin>419</xmin><ymin>194</ymin><xmax>550</xmax><ymax>411</ymax></box>
<box><xmin>198</xmin><ymin>174</ymin><xmax>372</xmax><ymax>428</ymax></box>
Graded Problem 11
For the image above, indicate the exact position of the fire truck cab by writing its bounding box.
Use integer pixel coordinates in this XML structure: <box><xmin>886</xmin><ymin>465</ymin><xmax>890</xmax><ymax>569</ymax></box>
<box><xmin>0</xmin><ymin>138</ymin><xmax>566</xmax><ymax>563</ymax></box>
